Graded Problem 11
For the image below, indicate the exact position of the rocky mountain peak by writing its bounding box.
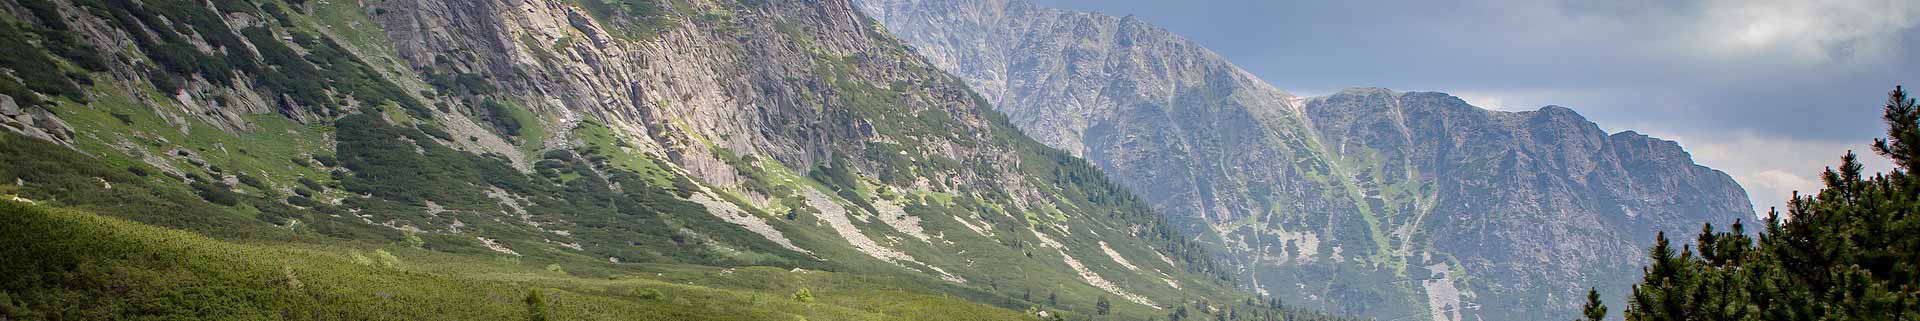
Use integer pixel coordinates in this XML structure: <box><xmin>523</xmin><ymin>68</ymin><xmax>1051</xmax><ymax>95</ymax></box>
<box><xmin>1332</xmin><ymin>87</ymin><xmax>1399</xmax><ymax>96</ymax></box>
<box><xmin>859</xmin><ymin>1</ymin><xmax>1754</xmax><ymax>320</ymax></box>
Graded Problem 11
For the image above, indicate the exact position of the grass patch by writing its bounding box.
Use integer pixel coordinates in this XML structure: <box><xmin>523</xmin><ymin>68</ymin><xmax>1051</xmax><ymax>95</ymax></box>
<box><xmin>0</xmin><ymin>201</ymin><xmax>1036</xmax><ymax>320</ymax></box>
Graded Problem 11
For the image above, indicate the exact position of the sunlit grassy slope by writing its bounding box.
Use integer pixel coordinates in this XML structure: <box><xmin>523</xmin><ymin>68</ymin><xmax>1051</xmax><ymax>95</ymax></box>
<box><xmin>0</xmin><ymin>200</ymin><xmax>1031</xmax><ymax>320</ymax></box>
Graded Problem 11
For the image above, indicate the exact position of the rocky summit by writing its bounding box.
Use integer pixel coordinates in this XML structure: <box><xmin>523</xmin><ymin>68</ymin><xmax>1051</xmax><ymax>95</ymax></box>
<box><xmin>859</xmin><ymin>0</ymin><xmax>1753</xmax><ymax>320</ymax></box>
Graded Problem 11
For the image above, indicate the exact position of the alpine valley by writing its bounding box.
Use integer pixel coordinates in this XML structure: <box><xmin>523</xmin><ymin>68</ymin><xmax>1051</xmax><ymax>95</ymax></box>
<box><xmin>0</xmin><ymin>0</ymin><xmax>1751</xmax><ymax>321</ymax></box>
<box><xmin>0</xmin><ymin>0</ymin><xmax>1358</xmax><ymax>319</ymax></box>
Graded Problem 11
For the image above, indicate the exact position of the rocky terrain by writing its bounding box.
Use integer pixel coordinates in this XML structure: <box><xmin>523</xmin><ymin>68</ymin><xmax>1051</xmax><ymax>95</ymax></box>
<box><xmin>858</xmin><ymin>0</ymin><xmax>1754</xmax><ymax>320</ymax></box>
<box><xmin>0</xmin><ymin>0</ymin><xmax>1329</xmax><ymax>319</ymax></box>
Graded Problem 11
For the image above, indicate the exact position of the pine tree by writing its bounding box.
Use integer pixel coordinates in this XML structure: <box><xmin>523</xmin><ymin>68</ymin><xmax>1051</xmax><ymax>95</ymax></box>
<box><xmin>1580</xmin><ymin>288</ymin><xmax>1606</xmax><ymax>321</ymax></box>
<box><xmin>1096</xmin><ymin>296</ymin><xmax>1112</xmax><ymax>315</ymax></box>
<box><xmin>1873</xmin><ymin>85</ymin><xmax>1918</xmax><ymax>169</ymax></box>
<box><xmin>1598</xmin><ymin>86</ymin><xmax>1920</xmax><ymax>321</ymax></box>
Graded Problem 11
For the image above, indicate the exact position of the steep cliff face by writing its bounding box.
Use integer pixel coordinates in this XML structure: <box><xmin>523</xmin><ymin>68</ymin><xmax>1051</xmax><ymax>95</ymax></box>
<box><xmin>859</xmin><ymin>1</ymin><xmax>1754</xmax><ymax>320</ymax></box>
<box><xmin>857</xmin><ymin>0</ymin><xmax>1331</xmax><ymax>236</ymax></box>
<box><xmin>1302</xmin><ymin>89</ymin><xmax>1753</xmax><ymax>320</ymax></box>
<box><xmin>0</xmin><ymin>0</ymin><xmax>1293</xmax><ymax>318</ymax></box>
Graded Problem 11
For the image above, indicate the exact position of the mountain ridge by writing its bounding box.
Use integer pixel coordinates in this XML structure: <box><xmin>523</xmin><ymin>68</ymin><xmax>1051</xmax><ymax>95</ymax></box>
<box><xmin>857</xmin><ymin>0</ymin><xmax>1753</xmax><ymax>320</ymax></box>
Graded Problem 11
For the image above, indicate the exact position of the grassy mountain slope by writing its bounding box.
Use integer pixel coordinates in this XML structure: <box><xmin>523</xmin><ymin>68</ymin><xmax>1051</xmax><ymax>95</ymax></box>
<box><xmin>0</xmin><ymin>200</ymin><xmax>1033</xmax><ymax>320</ymax></box>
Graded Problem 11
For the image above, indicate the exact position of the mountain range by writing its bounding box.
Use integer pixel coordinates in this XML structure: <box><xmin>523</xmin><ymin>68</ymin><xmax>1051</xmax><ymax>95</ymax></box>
<box><xmin>0</xmin><ymin>0</ymin><xmax>1755</xmax><ymax>320</ymax></box>
<box><xmin>0</xmin><ymin>0</ymin><xmax>1348</xmax><ymax>319</ymax></box>
<box><xmin>858</xmin><ymin>0</ymin><xmax>1754</xmax><ymax>320</ymax></box>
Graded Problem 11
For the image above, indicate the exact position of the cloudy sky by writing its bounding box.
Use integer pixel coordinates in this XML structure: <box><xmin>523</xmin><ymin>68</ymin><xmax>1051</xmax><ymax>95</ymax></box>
<box><xmin>1030</xmin><ymin>0</ymin><xmax>1919</xmax><ymax>214</ymax></box>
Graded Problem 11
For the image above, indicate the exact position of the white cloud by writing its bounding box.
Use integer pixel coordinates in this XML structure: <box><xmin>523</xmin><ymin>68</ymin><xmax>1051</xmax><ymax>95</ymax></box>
<box><xmin>1525</xmin><ymin>0</ymin><xmax>1920</xmax><ymax>66</ymax></box>
<box><xmin>1744</xmin><ymin>169</ymin><xmax>1817</xmax><ymax>204</ymax></box>
<box><xmin>1682</xmin><ymin>0</ymin><xmax>1920</xmax><ymax>64</ymax></box>
<box><xmin>1452</xmin><ymin>92</ymin><xmax>1514</xmax><ymax>111</ymax></box>
<box><xmin>1455</xmin><ymin>0</ymin><xmax>1917</xmax><ymax>69</ymax></box>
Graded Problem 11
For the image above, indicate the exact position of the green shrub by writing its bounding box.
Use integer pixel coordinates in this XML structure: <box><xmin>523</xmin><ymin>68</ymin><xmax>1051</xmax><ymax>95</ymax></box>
<box><xmin>286</xmin><ymin>195</ymin><xmax>315</xmax><ymax>207</ymax></box>
<box><xmin>404</xmin><ymin>233</ymin><xmax>425</xmax><ymax>248</ymax></box>
<box><xmin>298</xmin><ymin>177</ymin><xmax>323</xmax><ymax>190</ymax></box>
<box><xmin>634</xmin><ymin>288</ymin><xmax>665</xmax><ymax>301</ymax></box>
<box><xmin>480</xmin><ymin>99</ymin><xmax>522</xmax><ymax>136</ymax></box>
<box><xmin>190</xmin><ymin>181</ymin><xmax>239</xmax><ymax>206</ymax></box>
<box><xmin>313</xmin><ymin>155</ymin><xmax>338</xmax><ymax>167</ymax></box>
<box><xmin>237</xmin><ymin>173</ymin><xmax>267</xmax><ymax>189</ymax></box>
<box><xmin>792</xmin><ymin>288</ymin><xmax>815</xmax><ymax>303</ymax></box>
<box><xmin>0</xmin><ymin>21</ymin><xmax>88</xmax><ymax>107</ymax></box>
<box><xmin>0</xmin><ymin>290</ymin><xmax>39</xmax><ymax>320</ymax></box>
<box><xmin>525</xmin><ymin>290</ymin><xmax>551</xmax><ymax>321</ymax></box>
<box><xmin>373</xmin><ymin>249</ymin><xmax>402</xmax><ymax>268</ymax></box>
<box><xmin>420</xmin><ymin>124</ymin><xmax>455</xmax><ymax>141</ymax></box>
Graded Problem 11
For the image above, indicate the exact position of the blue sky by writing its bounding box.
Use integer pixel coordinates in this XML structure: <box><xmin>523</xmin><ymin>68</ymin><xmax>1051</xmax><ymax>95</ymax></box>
<box><xmin>1028</xmin><ymin>0</ymin><xmax>1919</xmax><ymax>214</ymax></box>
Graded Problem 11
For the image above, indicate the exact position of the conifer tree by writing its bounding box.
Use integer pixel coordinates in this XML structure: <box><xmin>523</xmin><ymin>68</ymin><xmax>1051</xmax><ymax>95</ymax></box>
<box><xmin>1595</xmin><ymin>86</ymin><xmax>1920</xmax><ymax>321</ymax></box>
<box><xmin>1873</xmin><ymin>86</ymin><xmax>1918</xmax><ymax>169</ymax></box>
<box><xmin>1580</xmin><ymin>288</ymin><xmax>1606</xmax><ymax>321</ymax></box>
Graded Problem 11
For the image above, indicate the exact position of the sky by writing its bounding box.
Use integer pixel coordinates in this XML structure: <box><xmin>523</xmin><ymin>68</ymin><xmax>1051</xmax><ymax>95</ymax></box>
<box><xmin>1028</xmin><ymin>0</ymin><xmax>1920</xmax><ymax>215</ymax></box>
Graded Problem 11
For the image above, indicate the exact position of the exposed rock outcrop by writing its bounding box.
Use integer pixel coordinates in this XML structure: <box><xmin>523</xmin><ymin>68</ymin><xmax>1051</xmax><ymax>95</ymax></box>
<box><xmin>0</xmin><ymin>0</ymin><xmax>1240</xmax><ymax>314</ymax></box>
<box><xmin>860</xmin><ymin>1</ymin><xmax>1753</xmax><ymax>320</ymax></box>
